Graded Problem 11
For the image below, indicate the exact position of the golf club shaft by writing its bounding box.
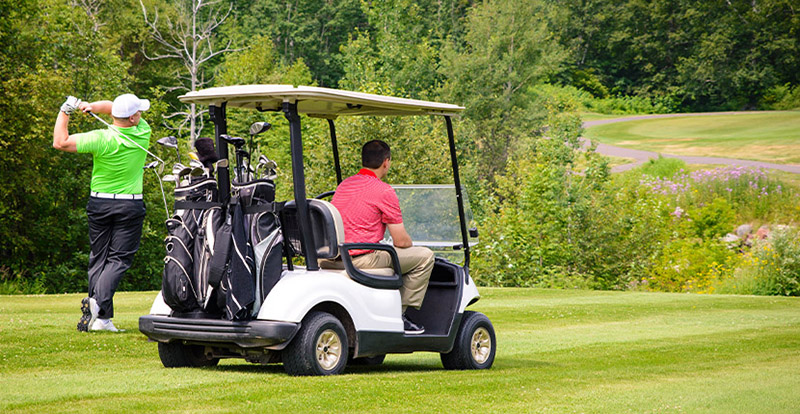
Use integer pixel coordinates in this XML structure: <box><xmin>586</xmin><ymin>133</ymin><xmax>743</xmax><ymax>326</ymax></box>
<box><xmin>87</xmin><ymin>111</ymin><xmax>165</xmax><ymax>166</ymax></box>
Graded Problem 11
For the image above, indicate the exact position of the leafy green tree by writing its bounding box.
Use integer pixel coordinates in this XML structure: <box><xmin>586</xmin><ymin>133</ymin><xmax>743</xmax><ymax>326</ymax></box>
<box><xmin>439</xmin><ymin>0</ymin><xmax>567</xmax><ymax>183</ymax></box>
<box><xmin>234</xmin><ymin>0</ymin><xmax>368</xmax><ymax>87</ymax></box>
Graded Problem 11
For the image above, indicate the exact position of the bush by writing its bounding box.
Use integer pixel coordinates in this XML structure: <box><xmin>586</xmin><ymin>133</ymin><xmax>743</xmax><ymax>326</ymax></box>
<box><xmin>716</xmin><ymin>226</ymin><xmax>800</xmax><ymax>296</ymax></box>
<box><xmin>760</xmin><ymin>83</ymin><xmax>800</xmax><ymax>110</ymax></box>
<box><xmin>646</xmin><ymin>237</ymin><xmax>740</xmax><ymax>293</ymax></box>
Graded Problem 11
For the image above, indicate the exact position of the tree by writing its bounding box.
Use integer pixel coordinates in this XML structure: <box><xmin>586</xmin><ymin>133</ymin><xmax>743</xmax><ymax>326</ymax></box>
<box><xmin>439</xmin><ymin>0</ymin><xmax>566</xmax><ymax>183</ymax></box>
<box><xmin>140</xmin><ymin>0</ymin><xmax>239</xmax><ymax>146</ymax></box>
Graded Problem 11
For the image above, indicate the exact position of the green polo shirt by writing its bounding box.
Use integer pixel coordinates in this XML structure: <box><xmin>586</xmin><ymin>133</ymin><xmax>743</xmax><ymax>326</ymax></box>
<box><xmin>75</xmin><ymin>119</ymin><xmax>151</xmax><ymax>194</ymax></box>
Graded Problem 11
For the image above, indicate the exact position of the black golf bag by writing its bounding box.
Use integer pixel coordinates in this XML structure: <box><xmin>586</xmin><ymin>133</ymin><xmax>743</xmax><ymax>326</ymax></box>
<box><xmin>206</xmin><ymin>178</ymin><xmax>284</xmax><ymax>321</ymax></box>
<box><xmin>162</xmin><ymin>178</ymin><xmax>222</xmax><ymax>314</ymax></box>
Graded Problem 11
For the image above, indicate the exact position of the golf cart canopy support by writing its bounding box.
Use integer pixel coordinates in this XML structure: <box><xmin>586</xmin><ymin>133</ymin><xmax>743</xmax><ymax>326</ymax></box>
<box><xmin>179</xmin><ymin>85</ymin><xmax>470</xmax><ymax>270</ymax></box>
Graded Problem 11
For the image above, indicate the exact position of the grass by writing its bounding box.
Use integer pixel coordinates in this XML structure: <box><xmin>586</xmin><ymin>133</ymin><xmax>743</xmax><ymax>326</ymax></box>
<box><xmin>583</xmin><ymin>111</ymin><xmax>800</xmax><ymax>164</ymax></box>
<box><xmin>2</xmin><ymin>289</ymin><xmax>799</xmax><ymax>413</ymax></box>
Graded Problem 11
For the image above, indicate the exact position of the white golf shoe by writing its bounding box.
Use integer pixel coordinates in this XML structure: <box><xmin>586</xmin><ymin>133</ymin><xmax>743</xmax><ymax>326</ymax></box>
<box><xmin>90</xmin><ymin>318</ymin><xmax>123</xmax><ymax>332</ymax></box>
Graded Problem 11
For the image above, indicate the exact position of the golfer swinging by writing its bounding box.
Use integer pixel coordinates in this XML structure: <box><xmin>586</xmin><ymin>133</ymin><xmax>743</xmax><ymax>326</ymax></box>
<box><xmin>53</xmin><ymin>94</ymin><xmax>151</xmax><ymax>332</ymax></box>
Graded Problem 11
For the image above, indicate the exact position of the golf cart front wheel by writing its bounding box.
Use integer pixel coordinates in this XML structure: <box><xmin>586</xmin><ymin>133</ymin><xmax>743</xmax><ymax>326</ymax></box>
<box><xmin>440</xmin><ymin>311</ymin><xmax>496</xmax><ymax>370</ymax></box>
<box><xmin>158</xmin><ymin>342</ymin><xmax>219</xmax><ymax>368</ymax></box>
<box><xmin>282</xmin><ymin>311</ymin><xmax>349</xmax><ymax>376</ymax></box>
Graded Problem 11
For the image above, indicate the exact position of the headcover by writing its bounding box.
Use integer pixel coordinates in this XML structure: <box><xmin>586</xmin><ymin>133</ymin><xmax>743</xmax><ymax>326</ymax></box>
<box><xmin>195</xmin><ymin>137</ymin><xmax>219</xmax><ymax>169</ymax></box>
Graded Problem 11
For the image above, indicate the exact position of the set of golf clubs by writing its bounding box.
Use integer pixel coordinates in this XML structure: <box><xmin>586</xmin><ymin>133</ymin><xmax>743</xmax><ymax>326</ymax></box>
<box><xmin>155</xmin><ymin>135</ymin><xmax>224</xmax><ymax>188</ymax></box>
<box><xmin>220</xmin><ymin>121</ymin><xmax>276</xmax><ymax>184</ymax></box>
<box><xmin>154</xmin><ymin>121</ymin><xmax>278</xmax><ymax>203</ymax></box>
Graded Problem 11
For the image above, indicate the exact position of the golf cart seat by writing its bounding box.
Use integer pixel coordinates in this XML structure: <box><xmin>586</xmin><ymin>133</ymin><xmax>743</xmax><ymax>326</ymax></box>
<box><xmin>281</xmin><ymin>199</ymin><xmax>400</xmax><ymax>283</ymax></box>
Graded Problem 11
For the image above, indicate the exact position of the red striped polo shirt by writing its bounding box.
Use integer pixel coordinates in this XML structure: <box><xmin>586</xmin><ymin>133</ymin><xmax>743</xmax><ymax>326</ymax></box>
<box><xmin>331</xmin><ymin>169</ymin><xmax>403</xmax><ymax>255</ymax></box>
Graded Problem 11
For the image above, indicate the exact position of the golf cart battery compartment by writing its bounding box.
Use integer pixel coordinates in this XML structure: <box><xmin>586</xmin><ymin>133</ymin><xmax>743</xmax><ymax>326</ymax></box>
<box><xmin>139</xmin><ymin>315</ymin><xmax>299</xmax><ymax>348</ymax></box>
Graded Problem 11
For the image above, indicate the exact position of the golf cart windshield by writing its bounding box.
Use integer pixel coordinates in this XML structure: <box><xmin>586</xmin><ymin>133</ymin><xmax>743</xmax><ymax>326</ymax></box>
<box><xmin>384</xmin><ymin>185</ymin><xmax>477</xmax><ymax>254</ymax></box>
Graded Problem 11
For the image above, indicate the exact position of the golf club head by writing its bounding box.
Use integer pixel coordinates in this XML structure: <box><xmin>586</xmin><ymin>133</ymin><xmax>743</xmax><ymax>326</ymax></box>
<box><xmin>249</xmin><ymin>121</ymin><xmax>272</xmax><ymax>136</ymax></box>
<box><xmin>172</xmin><ymin>163</ymin><xmax>191</xmax><ymax>177</ymax></box>
<box><xmin>156</xmin><ymin>136</ymin><xmax>178</xmax><ymax>149</ymax></box>
<box><xmin>214</xmin><ymin>159</ymin><xmax>229</xmax><ymax>169</ymax></box>
<box><xmin>190</xmin><ymin>167</ymin><xmax>205</xmax><ymax>177</ymax></box>
<box><xmin>143</xmin><ymin>161</ymin><xmax>159</xmax><ymax>170</ymax></box>
<box><xmin>162</xmin><ymin>174</ymin><xmax>177</xmax><ymax>182</ymax></box>
<box><xmin>220</xmin><ymin>134</ymin><xmax>246</xmax><ymax>149</ymax></box>
<box><xmin>189</xmin><ymin>159</ymin><xmax>204</xmax><ymax>169</ymax></box>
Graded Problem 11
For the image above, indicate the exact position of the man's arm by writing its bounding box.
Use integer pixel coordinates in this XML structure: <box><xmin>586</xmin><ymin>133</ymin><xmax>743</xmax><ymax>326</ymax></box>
<box><xmin>387</xmin><ymin>222</ymin><xmax>413</xmax><ymax>248</ymax></box>
<box><xmin>53</xmin><ymin>112</ymin><xmax>78</xmax><ymax>153</ymax></box>
<box><xmin>80</xmin><ymin>100</ymin><xmax>113</xmax><ymax>115</ymax></box>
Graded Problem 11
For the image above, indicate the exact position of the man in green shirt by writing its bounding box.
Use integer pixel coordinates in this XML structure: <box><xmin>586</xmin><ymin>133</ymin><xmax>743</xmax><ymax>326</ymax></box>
<box><xmin>53</xmin><ymin>94</ymin><xmax>151</xmax><ymax>332</ymax></box>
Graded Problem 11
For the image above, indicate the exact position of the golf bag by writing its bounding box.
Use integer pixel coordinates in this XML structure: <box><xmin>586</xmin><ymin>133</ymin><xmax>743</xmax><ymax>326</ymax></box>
<box><xmin>208</xmin><ymin>178</ymin><xmax>283</xmax><ymax>320</ymax></box>
<box><xmin>162</xmin><ymin>178</ymin><xmax>222</xmax><ymax>314</ymax></box>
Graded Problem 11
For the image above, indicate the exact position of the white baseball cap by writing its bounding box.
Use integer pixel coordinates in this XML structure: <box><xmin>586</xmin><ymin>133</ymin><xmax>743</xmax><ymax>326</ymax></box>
<box><xmin>111</xmin><ymin>93</ymin><xmax>151</xmax><ymax>118</ymax></box>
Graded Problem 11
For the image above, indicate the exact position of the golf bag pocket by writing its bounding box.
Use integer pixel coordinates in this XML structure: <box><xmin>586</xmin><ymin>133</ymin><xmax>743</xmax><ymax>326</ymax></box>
<box><xmin>252</xmin><ymin>213</ymin><xmax>284</xmax><ymax>315</ymax></box>
<box><xmin>162</xmin><ymin>216</ymin><xmax>200</xmax><ymax>313</ymax></box>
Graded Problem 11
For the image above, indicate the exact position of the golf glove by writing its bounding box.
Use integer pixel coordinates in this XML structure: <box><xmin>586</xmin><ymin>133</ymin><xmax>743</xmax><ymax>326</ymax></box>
<box><xmin>60</xmin><ymin>96</ymin><xmax>82</xmax><ymax>115</ymax></box>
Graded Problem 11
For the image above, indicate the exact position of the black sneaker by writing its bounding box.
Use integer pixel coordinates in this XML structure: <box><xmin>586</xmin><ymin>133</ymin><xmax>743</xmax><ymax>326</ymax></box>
<box><xmin>402</xmin><ymin>314</ymin><xmax>425</xmax><ymax>335</ymax></box>
<box><xmin>77</xmin><ymin>297</ymin><xmax>99</xmax><ymax>333</ymax></box>
<box><xmin>77</xmin><ymin>297</ymin><xmax>92</xmax><ymax>332</ymax></box>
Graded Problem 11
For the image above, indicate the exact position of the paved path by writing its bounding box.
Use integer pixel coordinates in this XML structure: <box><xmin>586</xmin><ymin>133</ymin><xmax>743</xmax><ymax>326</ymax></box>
<box><xmin>581</xmin><ymin>112</ymin><xmax>800</xmax><ymax>174</ymax></box>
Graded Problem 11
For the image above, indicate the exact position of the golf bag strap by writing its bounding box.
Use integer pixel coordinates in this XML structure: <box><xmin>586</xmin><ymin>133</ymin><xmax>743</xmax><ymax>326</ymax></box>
<box><xmin>243</xmin><ymin>201</ymin><xmax>285</xmax><ymax>215</ymax></box>
<box><xmin>208</xmin><ymin>221</ymin><xmax>232</xmax><ymax>288</ymax></box>
<box><xmin>174</xmin><ymin>201</ymin><xmax>223</xmax><ymax>210</ymax></box>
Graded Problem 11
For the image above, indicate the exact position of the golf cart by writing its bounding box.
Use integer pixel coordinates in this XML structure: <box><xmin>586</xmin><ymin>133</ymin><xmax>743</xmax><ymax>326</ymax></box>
<box><xmin>138</xmin><ymin>85</ymin><xmax>496</xmax><ymax>375</ymax></box>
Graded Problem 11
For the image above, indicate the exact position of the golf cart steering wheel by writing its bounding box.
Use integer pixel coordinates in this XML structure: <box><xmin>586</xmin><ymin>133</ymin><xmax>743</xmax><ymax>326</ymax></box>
<box><xmin>314</xmin><ymin>190</ymin><xmax>335</xmax><ymax>200</ymax></box>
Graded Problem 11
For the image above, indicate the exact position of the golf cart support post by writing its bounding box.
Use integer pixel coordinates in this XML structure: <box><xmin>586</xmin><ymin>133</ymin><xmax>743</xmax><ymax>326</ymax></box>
<box><xmin>189</xmin><ymin>85</ymin><xmax>470</xmax><ymax>271</ymax></box>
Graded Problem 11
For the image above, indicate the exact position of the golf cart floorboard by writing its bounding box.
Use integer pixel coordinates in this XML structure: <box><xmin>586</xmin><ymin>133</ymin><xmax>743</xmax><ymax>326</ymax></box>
<box><xmin>139</xmin><ymin>315</ymin><xmax>299</xmax><ymax>349</ymax></box>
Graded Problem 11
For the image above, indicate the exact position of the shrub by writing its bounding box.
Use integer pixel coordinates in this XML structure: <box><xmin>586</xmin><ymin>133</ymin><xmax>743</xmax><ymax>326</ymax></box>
<box><xmin>646</xmin><ymin>237</ymin><xmax>740</xmax><ymax>293</ymax></box>
<box><xmin>760</xmin><ymin>83</ymin><xmax>800</xmax><ymax>110</ymax></box>
<box><xmin>716</xmin><ymin>226</ymin><xmax>800</xmax><ymax>296</ymax></box>
<box><xmin>639</xmin><ymin>157</ymin><xmax>687</xmax><ymax>179</ymax></box>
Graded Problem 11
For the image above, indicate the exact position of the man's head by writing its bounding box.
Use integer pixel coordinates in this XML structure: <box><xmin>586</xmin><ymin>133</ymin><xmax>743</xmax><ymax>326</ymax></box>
<box><xmin>362</xmin><ymin>139</ymin><xmax>391</xmax><ymax>169</ymax></box>
<box><xmin>112</xmin><ymin>94</ymin><xmax>150</xmax><ymax>127</ymax></box>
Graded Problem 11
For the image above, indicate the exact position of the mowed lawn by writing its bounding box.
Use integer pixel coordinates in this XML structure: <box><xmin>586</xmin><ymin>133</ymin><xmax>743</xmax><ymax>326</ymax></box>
<box><xmin>2</xmin><ymin>289</ymin><xmax>799</xmax><ymax>413</ymax></box>
<box><xmin>583</xmin><ymin>111</ymin><xmax>800</xmax><ymax>164</ymax></box>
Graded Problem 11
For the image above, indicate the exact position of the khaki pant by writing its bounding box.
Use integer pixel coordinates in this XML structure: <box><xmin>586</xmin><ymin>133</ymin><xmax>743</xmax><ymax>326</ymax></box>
<box><xmin>343</xmin><ymin>246</ymin><xmax>434</xmax><ymax>310</ymax></box>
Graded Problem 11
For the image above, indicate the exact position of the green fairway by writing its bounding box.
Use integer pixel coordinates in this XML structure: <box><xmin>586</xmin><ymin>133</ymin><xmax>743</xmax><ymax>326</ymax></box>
<box><xmin>583</xmin><ymin>111</ymin><xmax>800</xmax><ymax>164</ymax></box>
<box><xmin>2</xmin><ymin>290</ymin><xmax>799</xmax><ymax>413</ymax></box>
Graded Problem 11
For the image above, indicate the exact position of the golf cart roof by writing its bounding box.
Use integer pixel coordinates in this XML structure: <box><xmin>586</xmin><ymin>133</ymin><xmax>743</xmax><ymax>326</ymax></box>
<box><xmin>179</xmin><ymin>85</ymin><xmax>464</xmax><ymax>118</ymax></box>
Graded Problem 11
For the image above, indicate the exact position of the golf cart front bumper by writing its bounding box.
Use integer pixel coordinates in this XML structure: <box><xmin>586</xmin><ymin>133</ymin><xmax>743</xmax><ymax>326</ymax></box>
<box><xmin>139</xmin><ymin>315</ymin><xmax>299</xmax><ymax>349</ymax></box>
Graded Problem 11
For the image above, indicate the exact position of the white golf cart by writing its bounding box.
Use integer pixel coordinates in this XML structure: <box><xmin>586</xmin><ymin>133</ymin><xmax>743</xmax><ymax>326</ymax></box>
<box><xmin>139</xmin><ymin>85</ymin><xmax>496</xmax><ymax>375</ymax></box>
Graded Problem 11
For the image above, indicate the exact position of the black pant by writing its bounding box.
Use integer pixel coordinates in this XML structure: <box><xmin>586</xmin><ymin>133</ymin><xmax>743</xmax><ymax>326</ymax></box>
<box><xmin>86</xmin><ymin>197</ymin><xmax>146</xmax><ymax>318</ymax></box>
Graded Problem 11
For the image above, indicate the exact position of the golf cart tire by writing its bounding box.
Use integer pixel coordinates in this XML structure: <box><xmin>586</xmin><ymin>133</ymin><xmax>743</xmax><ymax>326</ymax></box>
<box><xmin>440</xmin><ymin>311</ymin><xmax>496</xmax><ymax>370</ymax></box>
<box><xmin>350</xmin><ymin>354</ymin><xmax>386</xmax><ymax>366</ymax></box>
<box><xmin>282</xmin><ymin>311</ymin><xmax>349</xmax><ymax>376</ymax></box>
<box><xmin>158</xmin><ymin>342</ymin><xmax>219</xmax><ymax>368</ymax></box>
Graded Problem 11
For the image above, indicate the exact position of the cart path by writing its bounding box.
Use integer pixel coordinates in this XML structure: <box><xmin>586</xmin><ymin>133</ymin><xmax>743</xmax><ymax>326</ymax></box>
<box><xmin>581</xmin><ymin>112</ymin><xmax>800</xmax><ymax>174</ymax></box>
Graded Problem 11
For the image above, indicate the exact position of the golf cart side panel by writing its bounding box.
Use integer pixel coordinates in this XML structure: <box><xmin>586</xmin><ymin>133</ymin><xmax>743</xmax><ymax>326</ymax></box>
<box><xmin>256</xmin><ymin>269</ymin><xmax>403</xmax><ymax>332</ymax></box>
<box><xmin>354</xmin><ymin>312</ymin><xmax>464</xmax><ymax>357</ymax></box>
<box><xmin>460</xmin><ymin>272</ymin><xmax>481</xmax><ymax>313</ymax></box>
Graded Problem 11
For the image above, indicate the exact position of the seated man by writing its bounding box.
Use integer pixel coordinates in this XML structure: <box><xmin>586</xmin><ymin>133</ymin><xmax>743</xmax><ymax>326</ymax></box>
<box><xmin>331</xmin><ymin>140</ymin><xmax>434</xmax><ymax>334</ymax></box>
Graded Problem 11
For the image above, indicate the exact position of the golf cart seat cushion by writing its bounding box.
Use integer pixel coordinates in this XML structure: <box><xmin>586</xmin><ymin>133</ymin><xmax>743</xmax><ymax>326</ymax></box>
<box><xmin>282</xmin><ymin>199</ymin><xmax>344</xmax><ymax>259</ymax></box>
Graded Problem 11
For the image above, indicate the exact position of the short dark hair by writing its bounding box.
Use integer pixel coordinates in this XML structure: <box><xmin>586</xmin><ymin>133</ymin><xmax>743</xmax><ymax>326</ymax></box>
<box><xmin>361</xmin><ymin>140</ymin><xmax>391</xmax><ymax>169</ymax></box>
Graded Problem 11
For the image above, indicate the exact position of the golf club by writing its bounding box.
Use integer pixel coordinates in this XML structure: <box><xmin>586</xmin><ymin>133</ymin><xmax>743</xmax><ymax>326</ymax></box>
<box><xmin>248</xmin><ymin>122</ymin><xmax>271</xmax><ymax>179</ymax></box>
<box><xmin>220</xmin><ymin>134</ymin><xmax>247</xmax><ymax>183</ymax></box>
<box><xmin>156</xmin><ymin>136</ymin><xmax>181</xmax><ymax>163</ymax></box>
<box><xmin>143</xmin><ymin>161</ymin><xmax>170</xmax><ymax>219</ymax></box>
<box><xmin>87</xmin><ymin>111</ymin><xmax>165</xmax><ymax>174</ymax></box>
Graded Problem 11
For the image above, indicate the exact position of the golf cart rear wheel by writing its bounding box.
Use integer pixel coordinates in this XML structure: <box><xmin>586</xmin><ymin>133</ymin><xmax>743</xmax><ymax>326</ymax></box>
<box><xmin>282</xmin><ymin>311</ymin><xmax>349</xmax><ymax>376</ymax></box>
<box><xmin>158</xmin><ymin>342</ymin><xmax>219</xmax><ymax>368</ymax></box>
<box><xmin>440</xmin><ymin>311</ymin><xmax>496</xmax><ymax>370</ymax></box>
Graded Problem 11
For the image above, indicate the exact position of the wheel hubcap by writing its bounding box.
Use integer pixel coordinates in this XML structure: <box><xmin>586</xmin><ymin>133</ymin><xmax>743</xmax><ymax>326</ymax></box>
<box><xmin>315</xmin><ymin>329</ymin><xmax>342</xmax><ymax>370</ymax></box>
<box><xmin>470</xmin><ymin>327</ymin><xmax>491</xmax><ymax>364</ymax></box>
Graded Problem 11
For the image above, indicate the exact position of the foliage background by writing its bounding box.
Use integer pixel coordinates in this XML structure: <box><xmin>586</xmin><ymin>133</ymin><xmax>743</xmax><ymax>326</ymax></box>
<box><xmin>1</xmin><ymin>0</ymin><xmax>798</xmax><ymax>295</ymax></box>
